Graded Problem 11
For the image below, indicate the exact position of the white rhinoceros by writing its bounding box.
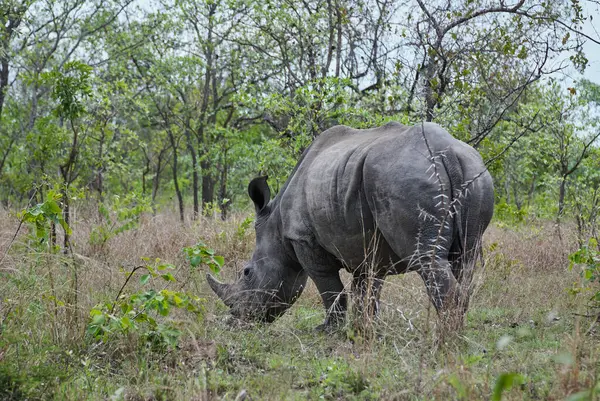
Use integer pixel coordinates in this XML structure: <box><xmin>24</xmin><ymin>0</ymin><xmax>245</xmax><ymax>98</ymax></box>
<box><xmin>208</xmin><ymin>122</ymin><xmax>494</xmax><ymax>329</ymax></box>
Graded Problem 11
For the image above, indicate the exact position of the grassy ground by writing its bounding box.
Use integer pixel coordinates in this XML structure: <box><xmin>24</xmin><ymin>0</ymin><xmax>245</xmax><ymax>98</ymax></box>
<box><xmin>0</xmin><ymin>207</ymin><xmax>598</xmax><ymax>400</ymax></box>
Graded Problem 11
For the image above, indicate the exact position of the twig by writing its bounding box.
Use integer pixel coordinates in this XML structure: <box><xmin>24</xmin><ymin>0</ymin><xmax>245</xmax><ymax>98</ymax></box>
<box><xmin>110</xmin><ymin>265</ymin><xmax>146</xmax><ymax>314</ymax></box>
<box><xmin>0</xmin><ymin>220</ymin><xmax>24</xmax><ymax>270</ymax></box>
<box><xmin>282</xmin><ymin>329</ymin><xmax>306</xmax><ymax>353</ymax></box>
<box><xmin>0</xmin><ymin>190</ymin><xmax>38</xmax><ymax>269</ymax></box>
<box><xmin>572</xmin><ymin>312</ymin><xmax>600</xmax><ymax>319</ymax></box>
<box><xmin>0</xmin><ymin>305</ymin><xmax>13</xmax><ymax>335</ymax></box>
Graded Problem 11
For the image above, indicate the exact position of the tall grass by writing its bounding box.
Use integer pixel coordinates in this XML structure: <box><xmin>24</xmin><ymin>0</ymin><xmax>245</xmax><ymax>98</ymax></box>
<box><xmin>0</xmin><ymin>204</ymin><xmax>598</xmax><ymax>400</ymax></box>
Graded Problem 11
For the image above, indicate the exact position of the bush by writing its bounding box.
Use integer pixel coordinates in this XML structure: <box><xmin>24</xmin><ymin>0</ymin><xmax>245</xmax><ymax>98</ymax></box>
<box><xmin>86</xmin><ymin>260</ymin><xmax>206</xmax><ymax>350</ymax></box>
<box><xmin>568</xmin><ymin>238</ymin><xmax>600</xmax><ymax>310</ymax></box>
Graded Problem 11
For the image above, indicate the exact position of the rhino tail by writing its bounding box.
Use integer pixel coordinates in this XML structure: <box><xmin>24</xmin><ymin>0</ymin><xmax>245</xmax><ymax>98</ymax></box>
<box><xmin>440</xmin><ymin>150</ymin><xmax>466</xmax><ymax>255</ymax></box>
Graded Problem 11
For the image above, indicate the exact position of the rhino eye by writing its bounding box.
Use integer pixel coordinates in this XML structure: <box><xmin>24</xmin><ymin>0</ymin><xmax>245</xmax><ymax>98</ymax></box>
<box><xmin>243</xmin><ymin>267</ymin><xmax>252</xmax><ymax>278</ymax></box>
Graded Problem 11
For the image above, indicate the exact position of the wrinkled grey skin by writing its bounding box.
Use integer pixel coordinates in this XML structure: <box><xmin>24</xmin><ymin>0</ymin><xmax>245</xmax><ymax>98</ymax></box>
<box><xmin>207</xmin><ymin>122</ymin><xmax>494</xmax><ymax>328</ymax></box>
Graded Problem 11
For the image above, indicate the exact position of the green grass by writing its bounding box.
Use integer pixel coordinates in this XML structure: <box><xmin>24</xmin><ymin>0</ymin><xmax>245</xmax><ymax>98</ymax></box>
<box><xmin>1</xmin><ymin>214</ymin><xmax>599</xmax><ymax>400</ymax></box>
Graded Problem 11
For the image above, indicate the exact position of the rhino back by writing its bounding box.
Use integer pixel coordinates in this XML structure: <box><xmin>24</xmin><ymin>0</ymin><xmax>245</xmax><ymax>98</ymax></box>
<box><xmin>278</xmin><ymin>122</ymin><xmax>489</xmax><ymax>272</ymax></box>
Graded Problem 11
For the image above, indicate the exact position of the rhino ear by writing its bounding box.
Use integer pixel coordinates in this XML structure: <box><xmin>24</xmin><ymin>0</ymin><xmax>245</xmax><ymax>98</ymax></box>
<box><xmin>248</xmin><ymin>175</ymin><xmax>271</xmax><ymax>214</ymax></box>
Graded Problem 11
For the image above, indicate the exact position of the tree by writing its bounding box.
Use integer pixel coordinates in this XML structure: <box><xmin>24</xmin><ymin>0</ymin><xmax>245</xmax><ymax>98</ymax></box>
<box><xmin>405</xmin><ymin>0</ymin><xmax>589</xmax><ymax>144</ymax></box>
<box><xmin>0</xmin><ymin>0</ymin><xmax>134</xmax><ymax>201</ymax></box>
<box><xmin>0</xmin><ymin>0</ymin><xmax>598</xmax><ymax>224</ymax></box>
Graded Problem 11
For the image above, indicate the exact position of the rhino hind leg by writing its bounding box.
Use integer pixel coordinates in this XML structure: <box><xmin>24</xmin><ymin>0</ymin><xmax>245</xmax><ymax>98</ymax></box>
<box><xmin>417</xmin><ymin>257</ymin><xmax>461</xmax><ymax>313</ymax></box>
<box><xmin>448</xmin><ymin>234</ymin><xmax>482</xmax><ymax>314</ymax></box>
<box><xmin>418</xmin><ymin>254</ymin><xmax>469</xmax><ymax>332</ymax></box>
<box><xmin>351</xmin><ymin>273</ymin><xmax>384</xmax><ymax>319</ymax></box>
<box><xmin>377</xmin><ymin>231</ymin><xmax>462</xmax><ymax>322</ymax></box>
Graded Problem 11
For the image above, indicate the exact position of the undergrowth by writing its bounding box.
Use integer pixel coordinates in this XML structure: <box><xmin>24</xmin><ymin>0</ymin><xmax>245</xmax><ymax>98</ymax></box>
<box><xmin>0</xmin><ymin>205</ymin><xmax>599</xmax><ymax>400</ymax></box>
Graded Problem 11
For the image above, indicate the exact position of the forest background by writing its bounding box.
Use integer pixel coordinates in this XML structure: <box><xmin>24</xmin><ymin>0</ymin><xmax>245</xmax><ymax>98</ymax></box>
<box><xmin>0</xmin><ymin>0</ymin><xmax>599</xmax><ymax>224</ymax></box>
<box><xmin>2</xmin><ymin>0</ymin><xmax>600</xmax><ymax>400</ymax></box>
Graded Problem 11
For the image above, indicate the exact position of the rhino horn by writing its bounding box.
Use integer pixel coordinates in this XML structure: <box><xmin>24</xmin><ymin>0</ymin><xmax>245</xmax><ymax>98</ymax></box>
<box><xmin>206</xmin><ymin>273</ymin><xmax>234</xmax><ymax>307</ymax></box>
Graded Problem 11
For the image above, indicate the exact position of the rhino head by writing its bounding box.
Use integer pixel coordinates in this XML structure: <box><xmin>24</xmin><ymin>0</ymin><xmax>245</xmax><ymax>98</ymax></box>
<box><xmin>206</xmin><ymin>176</ymin><xmax>308</xmax><ymax>322</ymax></box>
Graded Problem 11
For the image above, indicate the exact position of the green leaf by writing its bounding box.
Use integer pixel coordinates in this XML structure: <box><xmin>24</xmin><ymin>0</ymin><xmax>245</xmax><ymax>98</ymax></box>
<box><xmin>43</xmin><ymin>200</ymin><xmax>62</xmax><ymax>214</ymax></box>
<box><xmin>120</xmin><ymin>316</ymin><xmax>132</xmax><ymax>330</ymax></box>
<box><xmin>140</xmin><ymin>274</ymin><xmax>150</xmax><ymax>285</ymax></box>
<box><xmin>190</xmin><ymin>255</ymin><xmax>202</xmax><ymax>267</ymax></box>
<box><xmin>447</xmin><ymin>374</ymin><xmax>467</xmax><ymax>398</ymax></box>
<box><xmin>209</xmin><ymin>261</ymin><xmax>221</xmax><ymax>274</ymax></box>
<box><xmin>566</xmin><ymin>390</ymin><xmax>592</xmax><ymax>401</ymax></box>
<box><xmin>89</xmin><ymin>313</ymin><xmax>106</xmax><ymax>325</ymax></box>
<box><xmin>492</xmin><ymin>373</ymin><xmax>524</xmax><ymax>401</ymax></box>
<box><xmin>161</xmin><ymin>273</ymin><xmax>175</xmax><ymax>282</ymax></box>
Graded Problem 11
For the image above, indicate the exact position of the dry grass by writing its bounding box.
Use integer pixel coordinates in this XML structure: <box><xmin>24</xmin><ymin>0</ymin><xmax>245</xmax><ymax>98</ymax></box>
<box><xmin>485</xmin><ymin>221</ymin><xmax>578</xmax><ymax>272</ymax></box>
<box><xmin>0</xmin><ymin>205</ymin><xmax>598</xmax><ymax>400</ymax></box>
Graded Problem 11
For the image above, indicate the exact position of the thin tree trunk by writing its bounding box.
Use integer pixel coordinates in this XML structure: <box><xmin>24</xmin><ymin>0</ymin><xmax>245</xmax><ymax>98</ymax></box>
<box><xmin>59</xmin><ymin>119</ymin><xmax>79</xmax><ymax>254</ymax></box>
<box><xmin>152</xmin><ymin>150</ymin><xmax>165</xmax><ymax>214</ymax></box>
<box><xmin>96</xmin><ymin>127</ymin><xmax>106</xmax><ymax>208</ymax></box>
<box><xmin>142</xmin><ymin>156</ymin><xmax>150</xmax><ymax>195</ymax></box>
<box><xmin>167</xmin><ymin>129</ymin><xmax>184</xmax><ymax>222</ymax></box>
<box><xmin>199</xmin><ymin>59</ymin><xmax>220</xmax><ymax>212</ymax></box>
<box><xmin>59</xmin><ymin>118</ymin><xmax>78</xmax><ymax>331</ymax></box>
<box><xmin>50</xmin><ymin>221</ymin><xmax>56</xmax><ymax>248</ymax></box>
<box><xmin>219</xmin><ymin>147</ymin><xmax>229</xmax><ymax>221</ymax></box>
<box><xmin>185</xmin><ymin>129</ymin><xmax>199</xmax><ymax>219</ymax></box>
<box><xmin>558</xmin><ymin>175</ymin><xmax>567</xmax><ymax>218</ymax></box>
<box><xmin>62</xmin><ymin>188</ymin><xmax>71</xmax><ymax>252</ymax></box>
<box><xmin>0</xmin><ymin>56</ymin><xmax>9</xmax><ymax>119</ymax></box>
<box><xmin>513</xmin><ymin>183</ymin><xmax>521</xmax><ymax>211</ymax></box>
<box><xmin>423</xmin><ymin>60</ymin><xmax>437</xmax><ymax>122</ymax></box>
<box><xmin>194</xmin><ymin>3</ymin><xmax>218</xmax><ymax>214</ymax></box>
<box><xmin>28</xmin><ymin>84</ymin><xmax>39</xmax><ymax>131</ymax></box>
<box><xmin>0</xmin><ymin>6</ymin><xmax>25</xmax><ymax>119</ymax></box>
<box><xmin>504</xmin><ymin>174</ymin><xmax>511</xmax><ymax>205</ymax></box>
<box><xmin>0</xmin><ymin>136</ymin><xmax>15</xmax><ymax>176</ymax></box>
<box><xmin>526</xmin><ymin>175</ymin><xmax>536</xmax><ymax>207</ymax></box>
<box><xmin>324</xmin><ymin>0</ymin><xmax>335</xmax><ymax>77</ymax></box>
<box><xmin>335</xmin><ymin>0</ymin><xmax>342</xmax><ymax>78</ymax></box>
<box><xmin>201</xmin><ymin>159</ymin><xmax>215</xmax><ymax>210</ymax></box>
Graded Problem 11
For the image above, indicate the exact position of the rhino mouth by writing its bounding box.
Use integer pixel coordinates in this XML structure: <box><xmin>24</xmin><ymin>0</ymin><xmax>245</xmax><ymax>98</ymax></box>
<box><xmin>206</xmin><ymin>273</ymin><xmax>286</xmax><ymax>322</ymax></box>
<box><xmin>233</xmin><ymin>306</ymin><xmax>280</xmax><ymax>323</ymax></box>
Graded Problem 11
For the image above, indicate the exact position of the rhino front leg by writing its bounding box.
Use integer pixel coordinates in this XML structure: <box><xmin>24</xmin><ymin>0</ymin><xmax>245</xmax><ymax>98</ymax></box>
<box><xmin>291</xmin><ymin>241</ymin><xmax>346</xmax><ymax>330</ymax></box>
<box><xmin>313</xmin><ymin>273</ymin><xmax>347</xmax><ymax>330</ymax></box>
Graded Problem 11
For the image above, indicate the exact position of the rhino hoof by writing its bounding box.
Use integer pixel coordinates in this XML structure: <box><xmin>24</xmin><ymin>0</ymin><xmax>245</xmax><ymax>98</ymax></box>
<box><xmin>315</xmin><ymin>322</ymin><xmax>340</xmax><ymax>334</ymax></box>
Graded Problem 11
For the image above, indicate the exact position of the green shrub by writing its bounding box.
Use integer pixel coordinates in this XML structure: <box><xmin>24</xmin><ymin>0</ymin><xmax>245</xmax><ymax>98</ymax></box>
<box><xmin>89</xmin><ymin>192</ymin><xmax>151</xmax><ymax>250</ymax></box>
<box><xmin>568</xmin><ymin>238</ymin><xmax>600</xmax><ymax>309</ymax></box>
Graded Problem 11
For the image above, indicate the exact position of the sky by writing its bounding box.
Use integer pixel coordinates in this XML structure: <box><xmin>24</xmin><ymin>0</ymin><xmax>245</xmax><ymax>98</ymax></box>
<box><xmin>583</xmin><ymin>3</ymin><xmax>600</xmax><ymax>83</ymax></box>
<box><xmin>134</xmin><ymin>0</ymin><xmax>600</xmax><ymax>86</ymax></box>
<box><xmin>564</xmin><ymin>1</ymin><xmax>600</xmax><ymax>85</ymax></box>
